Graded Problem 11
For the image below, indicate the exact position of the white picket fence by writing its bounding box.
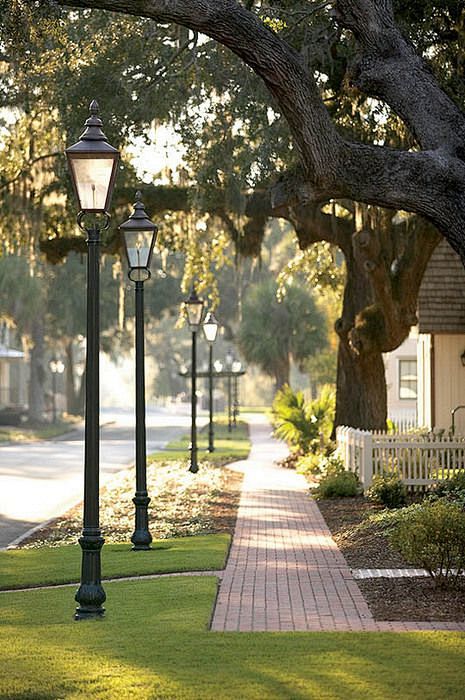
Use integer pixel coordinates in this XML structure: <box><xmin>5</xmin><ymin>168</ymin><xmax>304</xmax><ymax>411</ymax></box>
<box><xmin>336</xmin><ymin>426</ymin><xmax>465</xmax><ymax>489</ymax></box>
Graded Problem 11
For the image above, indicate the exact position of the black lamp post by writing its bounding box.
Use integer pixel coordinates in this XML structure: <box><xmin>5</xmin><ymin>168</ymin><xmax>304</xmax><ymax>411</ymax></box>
<box><xmin>120</xmin><ymin>192</ymin><xmax>158</xmax><ymax>551</ymax></box>
<box><xmin>203</xmin><ymin>312</ymin><xmax>219</xmax><ymax>453</ymax></box>
<box><xmin>225</xmin><ymin>349</ymin><xmax>233</xmax><ymax>433</ymax></box>
<box><xmin>49</xmin><ymin>358</ymin><xmax>65</xmax><ymax>424</ymax></box>
<box><xmin>65</xmin><ymin>100</ymin><xmax>119</xmax><ymax>620</ymax></box>
<box><xmin>232</xmin><ymin>359</ymin><xmax>242</xmax><ymax>427</ymax></box>
<box><xmin>184</xmin><ymin>286</ymin><xmax>204</xmax><ymax>473</ymax></box>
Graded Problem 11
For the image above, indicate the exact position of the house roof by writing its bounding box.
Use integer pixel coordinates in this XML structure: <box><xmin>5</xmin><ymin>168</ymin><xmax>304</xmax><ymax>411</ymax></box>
<box><xmin>418</xmin><ymin>238</ymin><xmax>465</xmax><ymax>334</ymax></box>
<box><xmin>0</xmin><ymin>345</ymin><xmax>24</xmax><ymax>359</ymax></box>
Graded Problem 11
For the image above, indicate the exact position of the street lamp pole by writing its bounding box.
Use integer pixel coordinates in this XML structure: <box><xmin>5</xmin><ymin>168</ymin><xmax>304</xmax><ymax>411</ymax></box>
<box><xmin>203</xmin><ymin>312</ymin><xmax>219</xmax><ymax>453</ymax></box>
<box><xmin>225</xmin><ymin>349</ymin><xmax>233</xmax><ymax>433</ymax></box>
<box><xmin>120</xmin><ymin>192</ymin><xmax>158</xmax><ymax>551</ymax></box>
<box><xmin>66</xmin><ymin>100</ymin><xmax>119</xmax><ymax>620</ymax></box>
<box><xmin>49</xmin><ymin>358</ymin><xmax>65</xmax><ymax>424</ymax></box>
<box><xmin>184</xmin><ymin>287</ymin><xmax>204</xmax><ymax>473</ymax></box>
<box><xmin>232</xmin><ymin>360</ymin><xmax>242</xmax><ymax>428</ymax></box>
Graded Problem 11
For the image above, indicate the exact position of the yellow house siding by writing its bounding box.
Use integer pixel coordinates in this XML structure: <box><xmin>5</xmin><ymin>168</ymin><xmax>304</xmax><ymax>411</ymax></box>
<box><xmin>434</xmin><ymin>335</ymin><xmax>465</xmax><ymax>433</ymax></box>
<box><xmin>417</xmin><ymin>334</ymin><xmax>432</xmax><ymax>429</ymax></box>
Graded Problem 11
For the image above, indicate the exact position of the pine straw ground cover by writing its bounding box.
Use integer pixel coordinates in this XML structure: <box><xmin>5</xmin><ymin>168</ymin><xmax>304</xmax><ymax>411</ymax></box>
<box><xmin>18</xmin><ymin>421</ymin><xmax>247</xmax><ymax>549</ymax></box>
<box><xmin>317</xmin><ymin>496</ymin><xmax>465</xmax><ymax>622</ymax></box>
<box><xmin>19</xmin><ymin>457</ymin><xmax>242</xmax><ymax>548</ymax></box>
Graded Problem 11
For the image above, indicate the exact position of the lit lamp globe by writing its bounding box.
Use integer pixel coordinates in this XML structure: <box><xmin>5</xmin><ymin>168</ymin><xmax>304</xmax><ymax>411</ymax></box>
<box><xmin>185</xmin><ymin>287</ymin><xmax>204</xmax><ymax>332</ymax></box>
<box><xmin>203</xmin><ymin>312</ymin><xmax>219</xmax><ymax>344</ymax></box>
<box><xmin>232</xmin><ymin>360</ymin><xmax>242</xmax><ymax>373</ymax></box>
<box><xmin>50</xmin><ymin>359</ymin><xmax>65</xmax><ymax>375</ymax></box>
<box><xmin>119</xmin><ymin>192</ymin><xmax>158</xmax><ymax>282</ymax></box>
<box><xmin>65</xmin><ymin>100</ymin><xmax>119</xmax><ymax>214</ymax></box>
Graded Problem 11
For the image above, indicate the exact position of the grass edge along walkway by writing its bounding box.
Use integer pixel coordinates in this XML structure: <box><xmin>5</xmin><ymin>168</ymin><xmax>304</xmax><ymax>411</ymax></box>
<box><xmin>0</xmin><ymin>576</ymin><xmax>464</xmax><ymax>700</ymax></box>
<box><xmin>0</xmin><ymin>533</ymin><xmax>230</xmax><ymax>590</ymax></box>
<box><xmin>149</xmin><ymin>417</ymin><xmax>250</xmax><ymax>464</ymax></box>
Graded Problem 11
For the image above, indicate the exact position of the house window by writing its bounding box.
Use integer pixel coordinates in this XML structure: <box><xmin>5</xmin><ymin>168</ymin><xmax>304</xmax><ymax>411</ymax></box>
<box><xmin>399</xmin><ymin>359</ymin><xmax>417</xmax><ymax>400</ymax></box>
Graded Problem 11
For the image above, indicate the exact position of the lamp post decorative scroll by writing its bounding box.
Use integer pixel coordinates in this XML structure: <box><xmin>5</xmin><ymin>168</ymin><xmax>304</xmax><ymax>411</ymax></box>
<box><xmin>65</xmin><ymin>100</ymin><xmax>119</xmax><ymax>620</ymax></box>
<box><xmin>119</xmin><ymin>192</ymin><xmax>158</xmax><ymax>550</ymax></box>
<box><xmin>184</xmin><ymin>286</ymin><xmax>204</xmax><ymax>473</ymax></box>
<box><xmin>203</xmin><ymin>312</ymin><xmax>219</xmax><ymax>453</ymax></box>
<box><xmin>120</xmin><ymin>191</ymin><xmax>158</xmax><ymax>551</ymax></box>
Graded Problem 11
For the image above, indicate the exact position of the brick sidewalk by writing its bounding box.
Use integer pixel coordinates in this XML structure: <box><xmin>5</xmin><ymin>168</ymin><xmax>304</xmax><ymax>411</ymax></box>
<box><xmin>211</xmin><ymin>416</ymin><xmax>465</xmax><ymax>632</ymax></box>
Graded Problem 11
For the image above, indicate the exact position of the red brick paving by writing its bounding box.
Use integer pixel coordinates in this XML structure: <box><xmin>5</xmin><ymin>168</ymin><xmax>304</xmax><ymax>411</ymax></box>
<box><xmin>211</xmin><ymin>415</ymin><xmax>465</xmax><ymax>633</ymax></box>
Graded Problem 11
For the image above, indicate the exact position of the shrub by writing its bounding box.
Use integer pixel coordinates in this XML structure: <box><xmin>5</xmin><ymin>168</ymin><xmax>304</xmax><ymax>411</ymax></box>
<box><xmin>295</xmin><ymin>452</ymin><xmax>321</xmax><ymax>475</ymax></box>
<box><xmin>314</xmin><ymin>457</ymin><xmax>361</xmax><ymax>499</ymax></box>
<box><xmin>295</xmin><ymin>444</ymin><xmax>336</xmax><ymax>476</ymax></box>
<box><xmin>366</xmin><ymin>472</ymin><xmax>407</xmax><ymax>508</ymax></box>
<box><xmin>318</xmin><ymin>451</ymin><xmax>345</xmax><ymax>476</ymax></box>
<box><xmin>430</xmin><ymin>472</ymin><xmax>465</xmax><ymax>507</ymax></box>
<box><xmin>390</xmin><ymin>499</ymin><xmax>465</xmax><ymax>588</ymax></box>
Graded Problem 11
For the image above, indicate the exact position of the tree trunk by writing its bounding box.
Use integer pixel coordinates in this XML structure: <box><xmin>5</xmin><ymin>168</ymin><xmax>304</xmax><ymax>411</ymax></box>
<box><xmin>334</xmin><ymin>338</ymin><xmax>386</xmax><ymax>431</ymax></box>
<box><xmin>64</xmin><ymin>340</ymin><xmax>80</xmax><ymax>415</ymax></box>
<box><xmin>28</xmin><ymin>317</ymin><xmax>46</xmax><ymax>424</ymax></box>
<box><xmin>334</xmin><ymin>240</ymin><xmax>387</xmax><ymax>431</ymax></box>
<box><xmin>274</xmin><ymin>355</ymin><xmax>290</xmax><ymax>392</ymax></box>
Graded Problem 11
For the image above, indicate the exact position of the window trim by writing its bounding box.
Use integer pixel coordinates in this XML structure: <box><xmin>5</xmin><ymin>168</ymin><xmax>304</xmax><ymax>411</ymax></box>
<box><xmin>398</xmin><ymin>357</ymin><xmax>418</xmax><ymax>401</ymax></box>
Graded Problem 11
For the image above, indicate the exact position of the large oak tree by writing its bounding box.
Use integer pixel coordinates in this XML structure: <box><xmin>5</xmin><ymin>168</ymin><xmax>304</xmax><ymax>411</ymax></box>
<box><xmin>9</xmin><ymin>0</ymin><xmax>465</xmax><ymax>429</ymax></box>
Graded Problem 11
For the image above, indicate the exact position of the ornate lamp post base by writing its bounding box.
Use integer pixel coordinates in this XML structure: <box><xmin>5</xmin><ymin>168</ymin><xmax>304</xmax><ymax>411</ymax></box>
<box><xmin>74</xmin><ymin>533</ymin><xmax>106</xmax><ymax>619</ymax></box>
<box><xmin>131</xmin><ymin>492</ymin><xmax>152</xmax><ymax>550</ymax></box>
<box><xmin>188</xmin><ymin>448</ymin><xmax>199</xmax><ymax>474</ymax></box>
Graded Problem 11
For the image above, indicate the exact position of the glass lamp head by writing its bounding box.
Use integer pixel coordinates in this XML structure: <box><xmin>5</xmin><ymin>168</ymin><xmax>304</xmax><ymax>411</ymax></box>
<box><xmin>203</xmin><ymin>311</ymin><xmax>219</xmax><ymax>344</ymax></box>
<box><xmin>50</xmin><ymin>358</ymin><xmax>65</xmax><ymax>374</ymax></box>
<box><xmin>120</xmin><ymin>191</ymin><xmax>158</xmax><ymax>282</ymax></box>
<box><xmin>65</xmin><ymin>100</ymin><xmax>120</xmax><ymax>213</ymax></box>
<box><xmin>184</xmin><ymin>286</ymin><xmax>204</xmax><ymax>332</ymax></box>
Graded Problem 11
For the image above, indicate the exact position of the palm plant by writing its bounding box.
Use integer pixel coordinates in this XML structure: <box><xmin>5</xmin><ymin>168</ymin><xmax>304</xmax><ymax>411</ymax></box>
<box><xmin>271</xmin><ymin>383</ymin><xmax>335</xmax><ymax>453</ymax></box>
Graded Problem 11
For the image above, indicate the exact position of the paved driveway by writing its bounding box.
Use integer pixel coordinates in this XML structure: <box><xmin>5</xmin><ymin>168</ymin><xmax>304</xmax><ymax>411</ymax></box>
<box><xmin>0</xmin><ymin>406</ymin><xmax>198</xmax><ymax>548</ymax></box>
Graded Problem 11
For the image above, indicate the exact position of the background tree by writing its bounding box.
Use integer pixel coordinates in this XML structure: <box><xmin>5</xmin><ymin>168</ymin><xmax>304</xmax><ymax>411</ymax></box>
<box><xmin>238</xmin><ymin>277</ymin><xmax>327</xmax><ymax>390</ymax></box>
<box><xmin>45</xmin><ymin>253</ymin><xmax>123</xmax><ymax>414</ymax></box>
<box><xmin>0</xmin><ymin>256</ymin><xmax>46</xmax><ymax>422</ymax></box>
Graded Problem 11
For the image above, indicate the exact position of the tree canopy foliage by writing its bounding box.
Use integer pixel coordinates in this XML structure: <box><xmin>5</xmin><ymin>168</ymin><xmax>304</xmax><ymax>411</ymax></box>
<box><xmin>1</xmin><ymin>0</ymin><xmax>464</xmax><ymax>428</ymax></box>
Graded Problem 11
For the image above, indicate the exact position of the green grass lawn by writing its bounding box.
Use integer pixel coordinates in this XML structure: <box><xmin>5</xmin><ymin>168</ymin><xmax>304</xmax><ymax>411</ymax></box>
<box><xmin>0</xmin><ymin>534</ymin><xmax>230</xmax><ymax>590</ymax></box>
<box><xmin>0</xmin><ymin>576</ymin><xmax>464</xmax><ymax>700</ymax></box>
<box><xmin>149</xmin><ymin>419</ymin><xmax>250</xmax><ymax>465</ymax></box>
<box><xmin>0</xmin><ymin>416</ymin><xmax>81</xmax><ymax>442</ymax></box>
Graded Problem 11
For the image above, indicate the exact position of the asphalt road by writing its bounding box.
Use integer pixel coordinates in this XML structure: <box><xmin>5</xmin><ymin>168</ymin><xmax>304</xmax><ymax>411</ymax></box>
<box><xmin>0</xmin><ymin>405</ymin><xmax>200</xmax><ymax>549</ymax></box>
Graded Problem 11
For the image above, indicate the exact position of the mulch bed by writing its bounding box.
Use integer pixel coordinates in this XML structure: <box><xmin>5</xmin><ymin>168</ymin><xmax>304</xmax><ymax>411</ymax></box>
<box><xmin>358</xmin><ymin>578</ymin><xmax>465</xmax><ymax>621</ymax></box>
<box><xmin>18</xmin><ymin>459</ymin><xmax>243</xmax><ymax>548</ymax></box>
<box><xmin>317</xmin><ymin>497</ymin><xmax>409</xmax><ymax>569</ymax></box>
<box><xmin>317</xmin><ymin>496</ymin><xmax>465</xmax><ymax>622</ymax></box>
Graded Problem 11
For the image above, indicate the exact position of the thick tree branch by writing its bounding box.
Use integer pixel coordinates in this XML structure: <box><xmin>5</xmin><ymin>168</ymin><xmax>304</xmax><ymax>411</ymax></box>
<box><xmin>334</xmin><ymin>0</ymin><xmax>465</xmax><ymax>155</ymax></box>
<box><xmin>339</xmin><ymin>143</ymin><xmax>465</xmax><ymax>259</ymax></box>
<box><xmin>57</xmin><ymin>0</ymin><xmax>342</xmax><ymax>182</ymax></box>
